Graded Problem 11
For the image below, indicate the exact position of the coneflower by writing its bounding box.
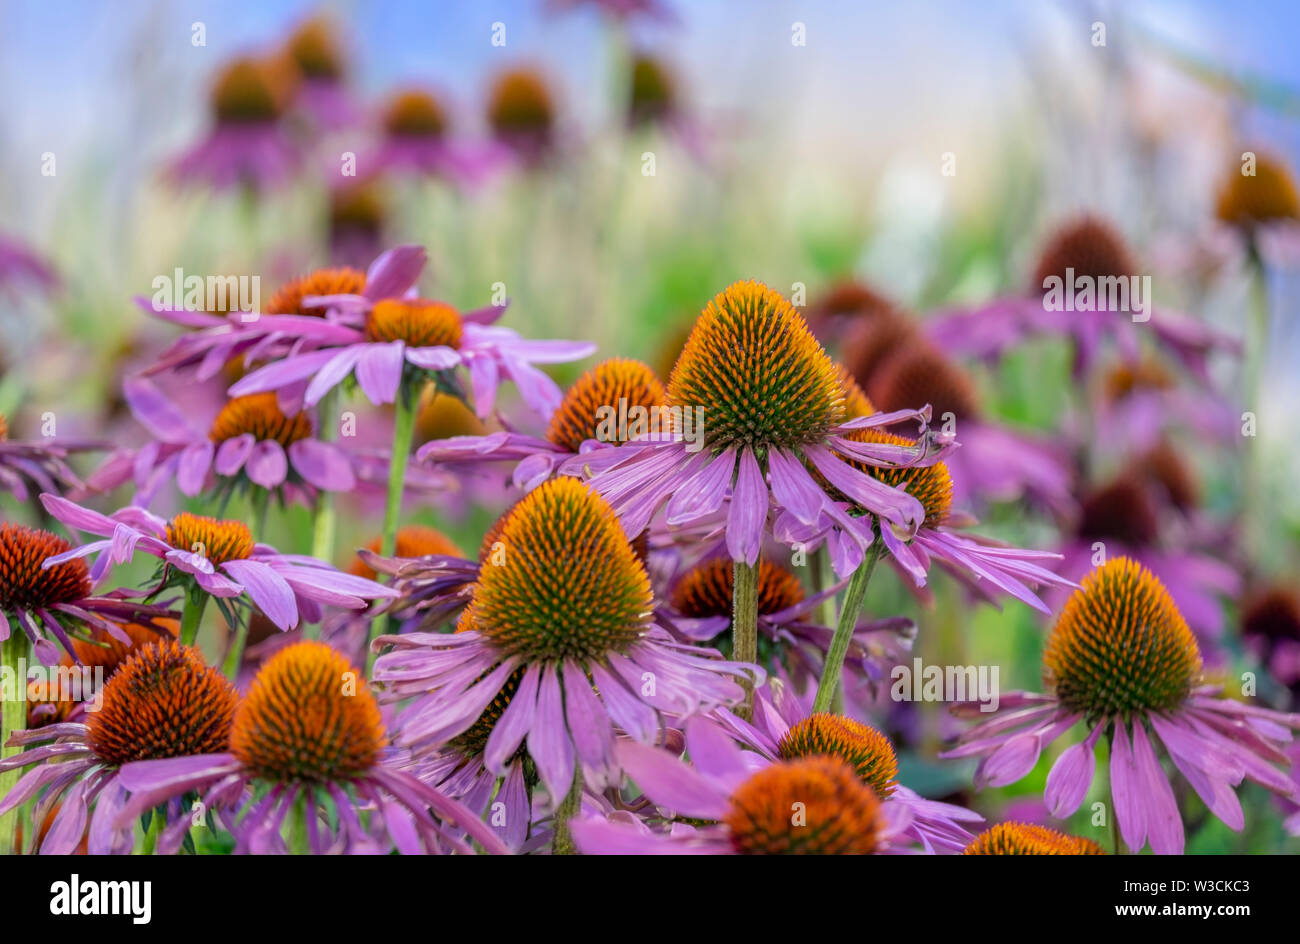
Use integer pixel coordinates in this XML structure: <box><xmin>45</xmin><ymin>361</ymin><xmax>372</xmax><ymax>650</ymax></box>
<box><xmin>168</xmin><ymin>55</ymin><xmax>300</xmax><ymax>192</ymax></box>
<box><xmin>90</xmin><ymin>378</ymin><xmax>356</xmax><ymax>512</ymax></box>
<box><xmin>584</xmin><ymin>280</ymin><xmax>950</xmax><ymax>716</ymax></box>
<box><xmin>925</xmin><ymin>215</ymin><xmax>1237</xmax><ymax>381</ymax></box>
<box><xmin>570</xmin><ymin>734</ymin><xmax>900</xmax><ymax>855</ymax></box>
<box><xmin>226</xmin><ymin>246</ymin><xmax>593</xmax><ymax>647</ymax></box>
<box><xmin>707</xmin><ymin>687</ymin><xmax>983</xmax><ymax>852</ymax></box>
<box><xmin>487</xmin><ymin>67</ymin><xmax>556</xmax><ymax>164</ymax></box>
<box><xmin>282</xmin><ymin>15</ymin><xmax>355</xmax><ymax>129</ymax></box>
<box><xmin>373</xmin><ymin>477</ymin><xmax>757</xmax><ymax>854</ymax></box>
<box><xmin>943</xmin><ymin>557</ymin><xmax>1300</xmax><ymax>854</ymax></box>
<box><xmin>38</xmin><ymin>496</ymin><xmax>395</xmax><ymax>678</ymax></box>
<box><xmin>0</xmin><ymin>639</ymin><xmax>238</xmax><ymax>853</ymax></box>
<box><xmin>113</xmin><ymin>641</ymin><xmax>508</xmax><ymax>854</ymax></box>
<box><xmin>0</xmin><ymin>520</ymin><xmax>181</xmax><ymax>850</ymax></box>
<box><xmin>418</xmin><ymin>357</ymin><xmax>666</xmax><ymax>491</ymax></box>
<box><xmin>373</xmin><ymin>88</ymin><xmax>464</xmax><ymax>179</ymax></box>
<box><xmin>963</xmin><ymin>822</ymin><xmax>1104</xmax><ymax>855</ymax></box>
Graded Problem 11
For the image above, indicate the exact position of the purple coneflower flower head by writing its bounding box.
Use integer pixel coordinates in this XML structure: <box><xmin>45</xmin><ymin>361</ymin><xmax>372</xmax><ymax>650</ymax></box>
<box><xmin>0</xmin><ymin>412</ymin><xmax>105</xmax><ymax>502</ymax></box>
<box><xmin>1049</xmin><ymin>475</ymin><xmax>1240</xmax><ymax>648</ymax></box>
<box><xmin>139</xmin><ymin>249</ymin><xmax>426</xmax><ymax>409</ymax></box>
<box><xmin>373</xmin><ymin>477</ymin><xmax>759</xmax><ymax>810</ymax></box>
<box><xmin>39</xmin><ymin>496</ymin><xmax>396</xmax><ymax>633</ymax></box>
<box><xmin>962</xmin><ymin>821</ymin><xmax>1104</xmax><ymax>854</ymax></box>
<box><xmin>585</xmin><ymin>280</ymin><xmax>951</xmax><ymax>574</ymax></box>
<box><xmin>570</xmin><ymin>719</ymin><xmax>903</xmax><ymax>854</ymax></box>
<box><xmin>370</xmin><ymin>88</ymin><xmax>467</xmax><ymax>180</ymax></box>
<box><xmin>842</xmin><ymin>314</ymin><xmax>1074</xmax><ymax>514</ymax></box>
<box><xmin>281</xmin><ymin>15</ymin><xmax>356</xmax><ymax>130</ymax></box>
<box><xmin>114</xmin><ymin>641</ymin><xmax>509</xmax><ymax>854</ymax></box>
<box><xmin>94</xmin><ymin>376</ymin><xmax>355</xmax><ymax>506</ymax></box>
<box><xmin>418</xmin><ymin>357</ymin><xmax>666</xmax><ymax>491</ymax></box>
<box><xmin>169</xmin><ymin>56</ymin><xmax>300</xmax><ymax>193</ymax></box>
<box><xmin>707</xmin><ymin>684</ymin><xmax>983</xmax><ymax>852</ymax></box>
<box><xmin>227</xmin><ymin>247</ymin><xmax>595</xmax><ymax>417</ymax></box>
<box><xmin>0</xmin><ymin>522</ymin><xmax>176</xmax><ymax>665</ymax></box>
<box><xmin>924</xmin><ymin>216</ymin><xmax>1239</xmax><ymax>381</ymax></box>
<box><xmin>942</xmin><ymin>557</ymin><xmax>1300</xmax><ymax>855</ymax></box>
<box><xmin>486</xmin><ymin>67</ymin><xmax>559</xmax><ymax>167</ymax></box>
<box><xmin>327</xmin><ymin>181</ymin><xmax>387</xmax><ymax>267</ymax></box>
<box><xmin>1214</xmin><ymin>149</ymin><xmax>1300</xmax><ymax>263</ymax></box>
<box><xmin>1094</xmin><ymin>357</ymin><xmax>1238</xmax><ymax>454</ymax></box>
<box><xmin>775</xmin><ymin>424</ymin><xmax>1074</xmax><ymax>612</ymax></box>
<box><xmin>0</xmin><ymin>639</ymin><xmax>238</xmax><ymax>853</ymax></box>
<box><xmin>664</xmin><ymin>554</ymin><xmax>915</xmax><ymax>700</ymax></box>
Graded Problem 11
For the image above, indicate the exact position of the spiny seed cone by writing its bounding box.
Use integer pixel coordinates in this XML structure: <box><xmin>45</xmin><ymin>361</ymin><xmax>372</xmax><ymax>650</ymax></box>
<box><xmin>69</xmin><ymin>620</ymin><xmax>180</xmax><ymax>674</ymax></box>
<box><xmin>1241</xmin><ymin>587</ymin><xmax>1300</xmax><ymax>645</ymax></box>
<box><xmin>777</xmin><ymin>714</ymin><xmax>899</xmax><ymax>799</ymax></box>
<box><xmin>417</xmin><ymin>388</ymin><xmax>485</xmax><ymax>443</ymax></box>
<box><xmin>350</xmin><ymin>525</ymin><xmax>463</xmax><ymax>581</ymax></box>
<box><xmin>87</xmin><ymin>640</ymin><xmax>239</xmax><ymax>766</ymax></box>
<box><xmin>628</xmin><ymin>54</ymin><xmax>675</xmax><ymax>125</ymax></box>
<box><xmin>209</xmin><ymin>393</ymin><xmax>312</xmax><ymax>448</ymax></box>
<box><xmin>836</xmin><ymin>429</ymin><xmax>952</xmax><ymax>527</ymax></box>
<box><xmin>668</xmin><ymin>280</ymin><xmax>845</xmax><ymax>450</ymax></box>
<box><xmin>1077</xmin><ymin>480</ymin><xmax>1158</xmax><ymax>547</ymax></box>
<box><xmin>488</xmin><ymin>69</ymin><xmax>554</xmax><ymax>137</ymax></box>
<box><xmin>383</xmin><ymin>89</ymin><xmax>447</xmax><ymax>138</ymax></box>
<box><xmin>462</xmin><ymin>477</ymin><xmax>652</xmax><ymax>663</ymax></box>
<box><xmin>1032</xmin><ymin>217</ymin><xmax>1137</xmax><ymax>294</ymax></box>
<box><xmin>1044</xmin><ymin>558</ymin><xmax>1201</xmax><ymax>720</ymax></box>
<box><xmin>266</xmin><ymin>267</ymin><xmax>367</xmax><ymax>317</ymax></box>
<box><xmin>724</xmin><ymin>757</ymin><xmax>884</xmax><ymax>855</ymax></box>
<box><xmin>835</xmin><ymin>365</ymin><xmax>875</xmax><ymax>419</ymax></box>
<box><xmin>546</xmin><ymin>358</ymin><xmax>666</xmax><ymax>453</ymax></box>
<box><xmin>964</xmin><ymin>822</ymin><xmax>1105</xmax><ymax>855</ymax></box>
<box><xmin>841</xmin><ymin>312</ymin><xmax>920</xmax><ymax>390</ymax></box>
<box><xmin>0</xmin><ymin>523</ymin><xmax>91</xmax><ymax>611</ymax></box>
<box><xmin>286</xmin><ymin>16</ymin><xmax>344</xmax><ymax>81</ymax></box>
<box><xmin>1103</xmin><ymin>359</ymin><xmax>1175</xmax><ymax>402</ymax></box>
<box><xmin>1134</xmin><ymin>442</ymin><xmax>1199</xmax><ymax>512</ymax></box>
<box><xmin>232</xmin><ymin>641</ymin><xmax>386</xmax><ymax>782</ymax></box>
<box><xmin>164</xmin><ymin>514</ymin><xmax>254</xmax><ymax>565</ymax></box>
<box><xmin>1216</xmin><ymin>153</ymin><xmax>1300</xmax><ymax>227</ymax></box>
<box><xmin>211</xmin><ymin>56</ymin><xmax>295</xmax><ymax>123</ymax></box>
<box><xmin>364</xmin><ymin>298</ymin><xmax>462</xmax><ymax>348</ymax></box>
<box><xmin>670</xmin><ymin>557</ymin><xmax>804</xmax><ymax>619</ymax></box>
<box><xmin>868</xmin><ymin>345</ymin><xmax>980</xmax><ymax>425</ymax></box>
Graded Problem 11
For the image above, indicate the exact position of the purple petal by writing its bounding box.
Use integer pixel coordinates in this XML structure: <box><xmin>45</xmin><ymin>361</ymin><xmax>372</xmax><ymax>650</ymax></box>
<box><xmin>288</xmin><ymin>440</ymin><xmax>355</xmax><ymax>491</ymax></box>
<box><xmin>222</xmin><ymin>559</ymin><xmax>299</xmax><ymax>630</ymax></box>
<box><xmin>246</xmin><ymin>440</ymin><xmax>288</xmax><ymax>488</ymax></box>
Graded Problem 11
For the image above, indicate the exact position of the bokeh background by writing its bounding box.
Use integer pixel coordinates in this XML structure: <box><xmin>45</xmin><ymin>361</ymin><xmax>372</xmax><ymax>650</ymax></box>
<box><xmin>2</xmin><ymin>0</ymin><xmax>1298</xmax><ymax>852</ymax></box>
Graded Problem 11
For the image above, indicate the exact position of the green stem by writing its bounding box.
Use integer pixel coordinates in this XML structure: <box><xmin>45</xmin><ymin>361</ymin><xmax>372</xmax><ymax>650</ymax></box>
<box><xmin>731</xmin><ymin>560</ymin><xmax>760</xmax><ymax>720</ymax></box>
<box><xmin>250</xmin><ymin>486</ymin><xmax>271</xmax><ymax>543</ymax></box>
<box><xmin>813</xmin><ymin>541</ymin><xmax>882</xmax><ymax>714</ymax></box>
<box><xmin>1242</xmin><ymin>252</ymin><xmax>1269</xmax><ymax>551</ymax></box>
<box><xmin>367</xmin><ymin>390</ymin><xmax>418</xmax><ymax>667</ymax></box>
<box><xmin>289</xmin><ymin>792</ymin><xmax>311</xmax><ymax>854</ymax></box>
<box><xmin>305</xmin><ymin>390</ymin><xmax>339</xmax><ymax>644</ymax></box>
<box><xmin>221</xmin><ymin>619</ymin><xmax>249</xmax><ymax>682</ymax></box>
<box><xmin>551</xmin><ymin>770</ymin><xmax>583</xmax><ymax>856</ymax></box>
<box><xmin>309</xmin><ymin>390</ymin><xmax>340</xmax><ymax>563</ymax></box>
<box><xmin>0</xmin><ymin>632</ymin><xmax>29</xmax><ymax>855</ymax></box>
<box><xmin>179</xmin><ymin>587</ymin><xmax>210</xmax><ymax>648</ymax></box>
